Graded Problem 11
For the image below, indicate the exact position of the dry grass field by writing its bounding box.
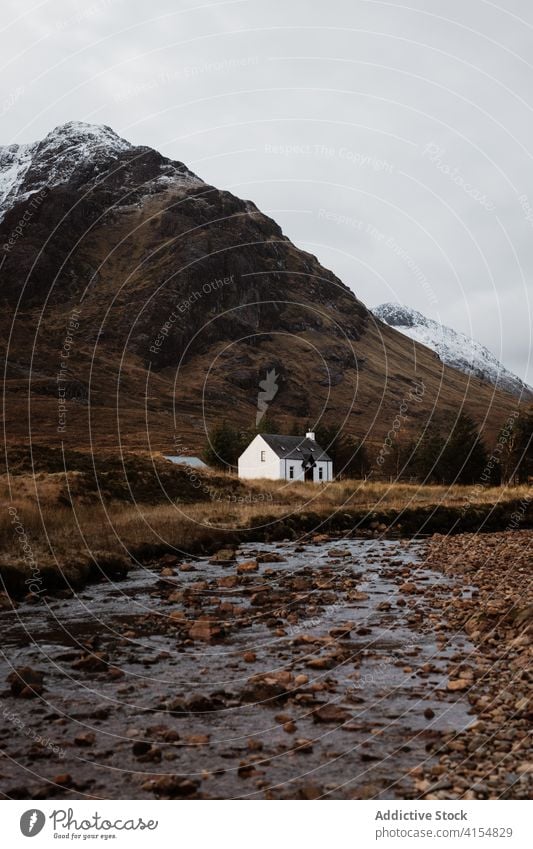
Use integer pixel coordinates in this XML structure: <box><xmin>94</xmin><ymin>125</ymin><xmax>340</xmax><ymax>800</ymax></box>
<box><xmin>1</xmin><ymin>457</ymin><xmax>531</xmax><ymax>598</ymax></box>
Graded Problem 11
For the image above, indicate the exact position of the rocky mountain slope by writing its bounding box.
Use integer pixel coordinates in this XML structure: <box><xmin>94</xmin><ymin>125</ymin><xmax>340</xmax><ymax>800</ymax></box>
<box><xmin>0</xmin><ymin>121</ymin><xmax>200</xmax><ymax>220</ymax></box>
<box><xmin>374</xmin><ymin>303</ymin><xmax>532</xmax><ymax>400</ymax></box>
<box><xmin>0</xmin><ymin>122</ymin><xmax>522</xmax><ymax>462</ymax></box>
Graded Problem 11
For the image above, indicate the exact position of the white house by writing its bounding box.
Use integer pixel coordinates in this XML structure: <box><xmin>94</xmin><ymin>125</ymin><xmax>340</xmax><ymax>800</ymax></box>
<box><xmin>238</xmin><ymin>431</ymin><xmax>333</xmax><ymax>482</ymax></box>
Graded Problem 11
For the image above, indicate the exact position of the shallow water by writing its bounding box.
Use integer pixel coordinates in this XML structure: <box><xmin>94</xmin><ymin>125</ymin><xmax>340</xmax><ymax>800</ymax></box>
<box><xmin>0</xmin><ymin>537</ymin><xmax>475</xmax><ymax>799</ymax></box>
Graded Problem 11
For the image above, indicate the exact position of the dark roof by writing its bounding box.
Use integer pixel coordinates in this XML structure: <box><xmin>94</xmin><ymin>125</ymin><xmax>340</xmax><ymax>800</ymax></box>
<box><xmin>260</xmin><ymin>434</ymin><xmax>332</xmax><ymax>462</ymax></box>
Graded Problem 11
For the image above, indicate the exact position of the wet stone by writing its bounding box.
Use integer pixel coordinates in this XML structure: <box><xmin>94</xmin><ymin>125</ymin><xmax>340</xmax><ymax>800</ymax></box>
<box><xmin>1</xmin><ymin>533</ymin><xmax>520</xmax><ymax>800</ymax></box>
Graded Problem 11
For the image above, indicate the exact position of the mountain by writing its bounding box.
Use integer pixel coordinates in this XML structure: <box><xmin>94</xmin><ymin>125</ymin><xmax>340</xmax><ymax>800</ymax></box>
<box><xmin>0</xmin><ymin>121</ymin><xmax>200</xmax><ymax>221</ymax></box>
<box><xmin>374</xmin><ymin>303</ymin><xmax>532</xmax><ymax>401</ymax></box>
<box><xmin>0</xmin><ymin>122</ymin><xmax>522</xmax><ymax>461</ymax></box>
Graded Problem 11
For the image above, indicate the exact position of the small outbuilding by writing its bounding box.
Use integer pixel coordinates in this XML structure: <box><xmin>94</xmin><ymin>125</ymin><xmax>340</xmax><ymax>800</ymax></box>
<box><xmin>164</xmin><ymin>455</ymin><xmax>208</xmax><ymax>469</ymax></box>
<box><xmin>238</xmin><ymin>431</ymin><xmax>333</xmax><ymax>482</ymax></box>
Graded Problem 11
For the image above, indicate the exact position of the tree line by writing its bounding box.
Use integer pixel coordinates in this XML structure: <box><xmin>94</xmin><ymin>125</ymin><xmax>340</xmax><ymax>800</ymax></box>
<box><xmin>203</xmin><ymin>408</ymin><xmax>533</xmax><ymax>485</ymax></box>
<box><xmin>372</xmin><ymin>409</ymin><xmax>533</xmax><ymax>485</ymax></box>
<box><xmin>203</xmin><ymin>418</ymin><xmax>371</xmax><ymax>478</ymax></box>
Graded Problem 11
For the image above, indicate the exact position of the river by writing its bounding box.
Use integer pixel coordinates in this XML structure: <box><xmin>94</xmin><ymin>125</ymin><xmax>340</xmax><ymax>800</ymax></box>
<box><xmin>0</xmin><ymin>536</ymin><xmax>475</xmax><ymax>799</ymax></box>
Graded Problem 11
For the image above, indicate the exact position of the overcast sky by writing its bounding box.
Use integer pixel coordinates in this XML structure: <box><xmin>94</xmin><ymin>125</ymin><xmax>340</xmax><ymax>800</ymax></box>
<box><xmin>2</xmin><ymin>0</ymin><xmax>533</xmax><ymax>382</ymax></box>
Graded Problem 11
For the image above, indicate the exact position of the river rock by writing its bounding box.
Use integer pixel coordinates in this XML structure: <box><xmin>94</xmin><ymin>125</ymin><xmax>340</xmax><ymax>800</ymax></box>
<box><xmin>313</xmin><ymin>704</ymin><xmax>352</xmax><ymax>723</ymax></box>
<box><xmin>209</xmin><ymin>549</ymin><xmax>236</xmax><ymax>564</ymax></box>
<box><xmin>256</xmin><ymin>552</ymin><xmax>286</xmax><ymax>563</ymax></box>
<box><xmin>7</xmin><ymin>667</ymin><xmax>44</xmax><ymax>698</ymax></box>
<box><xmin>161</xmin><ymin>554</ymin><xmax>179</xmax><ymax>566</ymax></box>
<box><xmin>237</xmin><ymin>560</ymin><xmax>259</xmax><ymax>573</ymax></box>
<box><xmin>0</xmin><ymin>592</ymin><xmax>15</xmax><ymax>610</ymax></box>
<box><xmin>71</xmin><ymin>651</ymin><xmax>109</xmax><ymax>671</ymax></box>
<box><xmin>188</xmin><ymin>617</ymin><xmax>223</xmax><ymax>642</ymax></box>
<box><xmin>447</xmin><ymin>678</ymin><xmax>471</xmax><ymax>692</ymax></box>
<box><xmin>241</xmin><ymin>670</ymin><xmax>294</xmax><ymax>703</ymax></box>
<box><xmin>142</xmin><ymin>776</ymin><xmax>200</xmax><ymax>797</ymax></box>
<box><xmin>74</xmin><ymin>731</ymin><xmax>95</xmax><ymax>747</ymax></box>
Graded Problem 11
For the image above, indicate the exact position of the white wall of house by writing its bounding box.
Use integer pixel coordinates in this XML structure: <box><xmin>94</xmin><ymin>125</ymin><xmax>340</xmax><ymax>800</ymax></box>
<box><xmin>282</xmin><ymin>459</ymin><xmax>332</xmax><ymax>482</ymax></box>
<box><xmin>313</xmin><ymin>460</ymin><xmax>333</xmax><ymax>482</ymax></box>
<box><xmin>237</xmin><ymin>435</ymin><xmax>282</xmax><ymax>479</ymax></box>
<box><xmin>282</xmin><ymin>458</ymin><xmax>305</xmax><ymax>482</ymax></box>
<box><xmin>238</xmin><ymin>435</ymin><xmax>333</xmax><ymax>482</ymax></box>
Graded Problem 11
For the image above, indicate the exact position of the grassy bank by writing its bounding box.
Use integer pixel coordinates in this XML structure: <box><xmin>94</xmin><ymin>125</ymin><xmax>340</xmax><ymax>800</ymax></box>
<box><xmin>0</xmin><ymin>456</ymin><xmax>531</xmax><ymax>597</ymax></box>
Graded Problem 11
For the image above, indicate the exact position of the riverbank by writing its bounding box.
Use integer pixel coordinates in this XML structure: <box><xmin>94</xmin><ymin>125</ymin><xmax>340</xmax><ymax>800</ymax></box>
<box><xmin>1</xmin><ymin>472</ymin><xmax>531</xmax><ymax>599</ymax></box>
<box><xmin>411</xmin><ymin>531</ymin><xmax>532</xmax><ymax>799</ymax></box>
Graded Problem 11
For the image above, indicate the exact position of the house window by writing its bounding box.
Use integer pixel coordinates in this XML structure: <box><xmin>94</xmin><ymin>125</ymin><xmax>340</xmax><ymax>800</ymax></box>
<box><xmin>318</xmin><ymin>467</ymin><xmax>323</xmax><ymax>480</ymax></box>
<box><xmin>260</xmin><ymin>450</ymin><xmax>266</xmax><ymax>462</ymax></box>
<box><xmin>289</xmin><ymin>466</ymin><xmax>294</xmax><ymax>479</ymax></box>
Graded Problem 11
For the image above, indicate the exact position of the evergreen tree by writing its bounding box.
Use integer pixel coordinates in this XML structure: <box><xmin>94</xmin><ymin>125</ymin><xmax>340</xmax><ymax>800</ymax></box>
<box><xmin>255</xmin><ymin>415</ymin><xmax>280</xmax><ymax>435</ymax></box>
<box><xmin>405</xmin><ymin>421</ymin><xmax>446</xmax><ymax>483</ymax></box>
<box><xmin>203</xmin><ymin>421</ymin><xmax>247</xmax><ymax>470</ymax></box>
<box><xmin>343</xmin><ymin>437</ymin><xmax>370</xmax><ymax>479</ymax></box>
<box><xmin>380</xmin><ymin>439</ymin><xmax>411</xmax><ymax>481</ymax></box>
<box><xmin>314</xmin><ymin>424</ymin><xmax>370</xmax><ymax>479</ymax></box>
<box><xmin>405</xmin><ymin>413</ymin><xmax>488</xmax><ymax>484</ymax></box>
<box><xmin>314</xmin><ymin>424</ymin><xmax>343</xmax><ymax>464</ymax></box>
<box><xmin>440</xmin><ymin>413</ymin><xmax>488</xmax><ymax>484</ymax></box>
<box><xmin>506</xmin><ymin>408</ymin><xmax>533</xmax><ymax>483</ymax></box>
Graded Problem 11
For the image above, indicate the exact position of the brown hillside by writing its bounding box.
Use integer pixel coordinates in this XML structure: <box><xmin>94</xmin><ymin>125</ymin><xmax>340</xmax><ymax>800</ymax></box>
<box><xmin>0</xmin><ymin>124</ymin><xmax>518</xmax><ymax>467</ymax></box>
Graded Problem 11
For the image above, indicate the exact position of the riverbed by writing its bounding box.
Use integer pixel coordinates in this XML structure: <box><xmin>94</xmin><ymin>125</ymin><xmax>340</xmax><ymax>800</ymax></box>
<box><xmin>0</xmin><ymin>536</ymin><xmax>476</xmax><ymax>799</ymax></box>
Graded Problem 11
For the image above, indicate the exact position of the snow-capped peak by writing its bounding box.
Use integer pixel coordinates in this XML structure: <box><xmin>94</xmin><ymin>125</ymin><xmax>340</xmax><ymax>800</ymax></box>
<box><xmin>34</xmin><ymin>121</ymin><xmax>131</xmax><ymax>167</ymax></box>
<box><xmin>40</xmin><ymin>120</ymin><xmax>130</xmax><ymax>148</ymax></box>
<box><xmin>0</xmin><ymin>121</ymin><xmax>200</xmax><ymax>221</ymax></box>
<box><xmin>0</xmin><ymin>122</ymin><xmax>132</xmax><ymax>220</ymax></box>
<box><xmin>374</xmin><ymin>302</ymin><xmax>532</xmax><ymax>399</ymax></box>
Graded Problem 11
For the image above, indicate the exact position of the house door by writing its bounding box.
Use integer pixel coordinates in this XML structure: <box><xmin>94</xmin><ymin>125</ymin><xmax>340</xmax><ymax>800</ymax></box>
<box><xmin>304</xmin><ymin>466</ymin><xmax>314</xmax><ymax>482</ymax></box>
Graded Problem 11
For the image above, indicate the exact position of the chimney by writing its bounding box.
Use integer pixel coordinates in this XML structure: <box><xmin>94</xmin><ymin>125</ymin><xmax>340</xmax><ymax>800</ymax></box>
<box><xmin>306</xmin><ymin>430</ymin><xmax>315</xmax><ymax>441</ymax></box>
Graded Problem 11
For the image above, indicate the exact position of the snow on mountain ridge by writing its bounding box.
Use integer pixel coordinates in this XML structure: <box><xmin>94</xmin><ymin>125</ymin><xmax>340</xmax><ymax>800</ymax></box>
<box><xmin>374</xmin><ymin>302</ymin><xmax>532</xmax><ymax>400</ymax></box>
<box><xmin>0</xmin><ymin>121</ymin><xmax>201</xmax><ymax>221</ymax></box>
<box><xmin>0</xmin><ymin>143</ymin><xmax>34</xmax><ymax>218</ymax></box>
